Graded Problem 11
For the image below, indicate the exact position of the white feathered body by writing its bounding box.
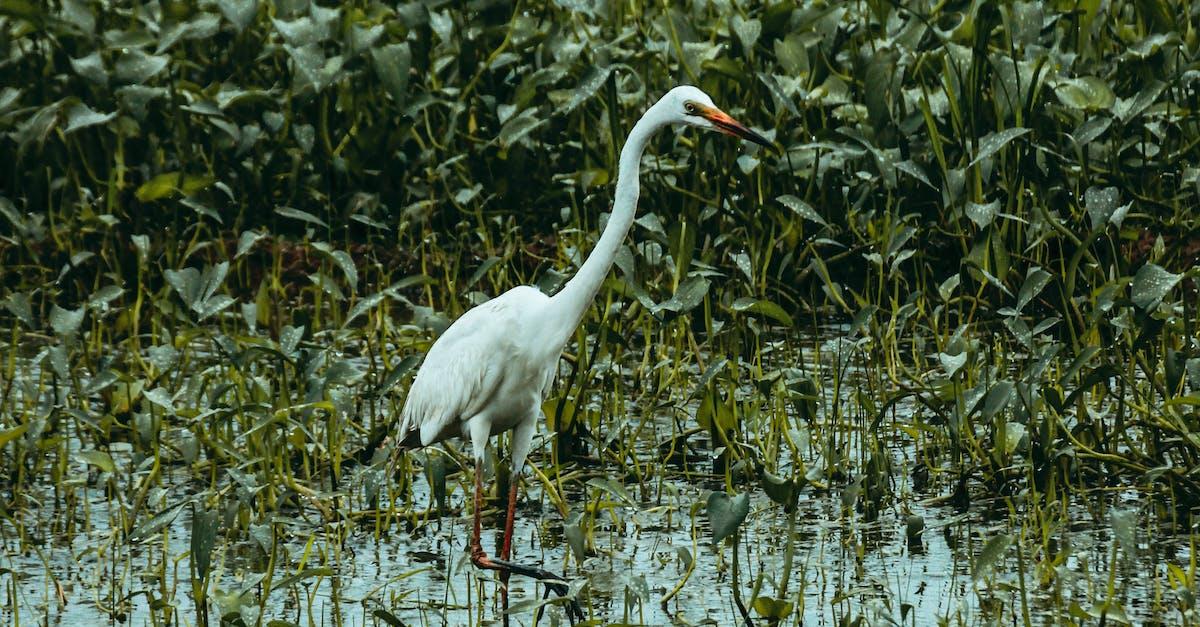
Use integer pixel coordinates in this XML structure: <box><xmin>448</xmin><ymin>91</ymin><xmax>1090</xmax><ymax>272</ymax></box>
<box><xmin>398</xmin><ymin>285</ymin><xmax>557</xmax><ymax>450</ymax></box>
<box><xmin>394</xmin><ymin>86</ymin><xmax>737</xmax><ymax>466</ymax></box>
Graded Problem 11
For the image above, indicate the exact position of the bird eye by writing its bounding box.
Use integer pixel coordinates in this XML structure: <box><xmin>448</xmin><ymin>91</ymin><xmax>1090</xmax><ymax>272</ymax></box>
<box><xmin>684</xmin><ymin>102</ymin><xmax>696</xmax><ymax>114</ymax></box>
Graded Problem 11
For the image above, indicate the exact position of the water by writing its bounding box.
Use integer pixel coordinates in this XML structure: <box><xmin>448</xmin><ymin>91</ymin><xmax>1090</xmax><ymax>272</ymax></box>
<box><xmin>1</xmin><ymin>341</ymin><xmax>1194</xmax><ymax>626</ymax></box>
<box><xmin>2</xmin><ymin>432</ymin><xmax>1189</xmax><ymax>626</ymax></box>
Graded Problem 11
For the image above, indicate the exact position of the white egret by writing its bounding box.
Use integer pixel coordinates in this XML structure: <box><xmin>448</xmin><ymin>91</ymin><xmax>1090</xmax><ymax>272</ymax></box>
<box><xmin>394</xmin><ymin>85</ymin><xmax>770</xmax><ymax>621</ymax></box>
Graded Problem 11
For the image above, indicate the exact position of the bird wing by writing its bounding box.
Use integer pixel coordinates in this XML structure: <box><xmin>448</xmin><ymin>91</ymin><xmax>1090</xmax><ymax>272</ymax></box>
<box><xmin>397</xmin><ymin>285</ymin><xmax>551</xmax><ymax>447</ymax></box>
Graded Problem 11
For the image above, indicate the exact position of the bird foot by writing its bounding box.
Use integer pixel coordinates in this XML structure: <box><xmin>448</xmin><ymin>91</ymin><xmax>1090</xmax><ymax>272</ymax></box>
<box><xmin>471</xmin><ymin>553</ymin><xmax>584</xmax><ymax>624</ymax></box>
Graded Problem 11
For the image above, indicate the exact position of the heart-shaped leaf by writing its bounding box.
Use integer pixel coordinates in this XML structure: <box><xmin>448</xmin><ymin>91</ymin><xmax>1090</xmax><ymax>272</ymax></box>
<box><xmin>707</xmin><ymin>491</ymin><xmax>750</xmax><ymax>544</ymax></box>
<box><xmin>218</xmin><ymin>0</ymin><xmax>258</xmax><ymax>31</ymax></box>
<box><xmin>731</xmin><ymin>15</ymin><xmax>761</xmax><ymax>51</ymax></box>
<box><xmin>1131</xmin><ymin>263</ymin><xmax>1181</xmax><ymax>309</ymax></box>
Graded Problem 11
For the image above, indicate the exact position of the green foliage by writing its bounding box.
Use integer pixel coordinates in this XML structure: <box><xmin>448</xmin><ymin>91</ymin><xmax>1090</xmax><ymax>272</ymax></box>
<box><xmin>1</xmin><ymin>0</ymin><xmax>1200</xmax><ymax>623</ymax></box>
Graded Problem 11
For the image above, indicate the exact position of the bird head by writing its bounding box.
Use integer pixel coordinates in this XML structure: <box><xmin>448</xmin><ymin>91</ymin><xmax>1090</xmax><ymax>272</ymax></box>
<box><xmin>659</xmin><ymin>85</ymin><xmax>772</xmax><ymax>148</ymax></box>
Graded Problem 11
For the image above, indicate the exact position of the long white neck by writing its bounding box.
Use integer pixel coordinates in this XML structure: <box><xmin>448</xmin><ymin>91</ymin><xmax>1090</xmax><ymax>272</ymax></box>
<box><xmin>543</xmin><ymin>104</ymin><xmax>668</xmax><ymax>348</ymax></box>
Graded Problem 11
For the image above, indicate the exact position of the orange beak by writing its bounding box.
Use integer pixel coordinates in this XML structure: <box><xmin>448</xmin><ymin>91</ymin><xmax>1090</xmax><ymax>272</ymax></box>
<box><xmin>697</xmin><ymin>105</ymin><xmax>772</xmax><ymax>148</ymax></box>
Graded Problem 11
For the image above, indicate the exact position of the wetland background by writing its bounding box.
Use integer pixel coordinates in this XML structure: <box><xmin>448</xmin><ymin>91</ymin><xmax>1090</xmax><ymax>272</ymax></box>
<box><xmin>3</xmin><ymin>0</ymin><xmax>1200</xmax><ymax>624</ymax></box>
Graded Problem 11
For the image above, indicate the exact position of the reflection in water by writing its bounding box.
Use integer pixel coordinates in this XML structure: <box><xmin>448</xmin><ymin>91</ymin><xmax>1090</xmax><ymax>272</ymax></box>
<box><xmin>1</xmin><ymin>441</ymin><xmax>1187</xmax><ymax>626</ymax></box>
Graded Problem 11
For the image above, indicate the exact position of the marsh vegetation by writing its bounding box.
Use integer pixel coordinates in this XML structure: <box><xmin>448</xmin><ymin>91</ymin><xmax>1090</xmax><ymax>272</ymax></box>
<box><xmin>2</xmin><ymin>0</ymin><xmax>1200</xmax><ymax>624</ymax></box>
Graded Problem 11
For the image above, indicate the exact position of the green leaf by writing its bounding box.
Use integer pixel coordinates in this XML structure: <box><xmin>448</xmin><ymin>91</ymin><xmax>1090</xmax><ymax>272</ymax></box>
<box><xmin>1131</xmin><ymin>263</ymin><xmax>1181</xmax><ymax>309</ymax></box>
<box><xmin>115</xmin><ymin>49</ymin><xmax>169</xmax><ymax>83</ymax></box>
<box><xmin>964</xmin><ymin>200</ymin><xmax>998</xmax><ymax>229</ymax></box>
<box><xmin>0</xmin><ymin>422</ymin><xmax>30</xmax><ymax>448</ymax></box>
<box><xmin>50</xmin><ymin>304</ymin><xmax>85</xmax><ymax>336</ymax></box>
<box><xmin>752</xmin><ymin>596</ymin><xmax>794</xmax><ymax>620</ymax></box>
<box><xmin>270</xmin><ymin>567</ymin><xmax>334</xmax><ymax>592</ymax></box>
<box><xmin>731</xmin><ymin>297</ymin><xmax>794</xmax><ymax>326</ymax></box>
<box><xmin>272</xmin><ymin>16</ymin><xmax>323</xmax><ymax>47</ymax></box>
<box><xmin>975</xmin><ymin>380</ymin><xmax>1014</xmax><ymax>420</ymax></box>
<box><xmin>560</xmin><ymin>65</ymin><xmax>611</xmax><ymax>115</ymax></box>
<box><xmin>586</xmin><ymin>477</ymin><xmax>635</xmax><ymax>506</ymax></box>
<box><xmin>217</xmin><ymin>0</ymin><xmax>258</xmax><ymax>31</ymax></box>
<box><xmin>157</xmin><ymin>14</ymin><xmax>221</xmax><ymax>53</ymax></box>
<box><xmin>63</xmin><ymin>102</ymin><xmax>115</xmax><ymax>134</ymax></box>
<box><xmin>499</xmin><ymin>108</ymin><xmax>545</xmax><ymax>150</ymax></box>
<box><xmin>760</xmin><ymin>470</ymin><xmax>796</xmax><ymax>509</ymax></box>
<box><xmin>87</xmin><ymin>285</ymin><xmax>124</xmax><ymax>310</ymax></box>
<box><xmin>1055</xmin><ymin>76</ymin><xmax>1115</xmax><ymax>110</ymax></box>
<box><xmin>236</xmin><ymin>230</ymin><xmax>265</xmax><ymax>258</ymax></box>
<box><xmin>1003</xmin><ymin>422</ymin><xmax>1026</xmax><ymax>455</ymax></box>
<box><xmin>370</xmin><ymin>43</ymin><xmax>412</xmax><ymax>106</ymax></box>
<box><xmin>4</xmin><ymin>292</ymin><xmax>33</xmax><ymax>327</ymax></box>
<box><xmin>773</xmin><ymin>32</ymin><xmax>809</xmax><ymax>75</ymax></box>
<box><xmin>707</xmin><ymin>491</ymin><xmax>750</xmax><ymax>544</ymax></box>
<box><xmin>275</xmin><ymin>206</ymin><xmax>328</xmax><ymax>228</ymax></box>
<box><xmin>1085</xmin><ymin>186</ymin><xmax>1121</xmax><ymax>230</ymax></box>
<box><xmin>80</xmin><ymin>450</ymin><xmax>116</xmax><ymax>473</ymax></box>
<box><xmin>972</xmin><ymin>533</ymin><xmax>1012</xmax><ymax>580</ymax></box>
<box><xmin>129</xmin><ymin>501</ymin><xmax>188</xmax><ymax>543</ymax></box>
<box><xmin>969</xmin><ymin>127</ymin><xmax>1030</xmax><ymax>167</ymax></box>
<box><xmin>135</xmin><ymin>172</ymin><xmax>213</xmax><ymax>202</ymax></box>
<box><xmin>776</xmin><ymin>194</ymin><xmax>827</xmax><ymax>226</ymax></box>
<box><xmin>657</xmin><ymin>275</ymin><xmax>710</xmax><ymax>314</ymax></box>
<box><xmin>191</xmin><ymin>506</ymin><xmax>219</xmax><ymax>580</ymax></box>
<box><xmin>938</xmin><ymin>351</ymin><xmax>967</xmax><ymax>377</ymax></box>
<box><xmin>70</xmin><ymin>51</ymin><xmax>107</xmax><ymax>85</ymax></box>
<box><xmin>116</xmin><ymin>85</ymin><xmax>166</xmax><ymax>120</ymax></box>
<box><xmin>730</xmin><ymin>15</ymin><xmax>761</xmax><ymax>50</ymax></box>
<box><xmin>165</xmin><ymin>267</ymin><xmax>202</xmax><ymax>308</ymax></box>
<box><xmin>1016</xmin><ymin>267</ymin><xmax>1052</xmax><ymax>311</ymax></box>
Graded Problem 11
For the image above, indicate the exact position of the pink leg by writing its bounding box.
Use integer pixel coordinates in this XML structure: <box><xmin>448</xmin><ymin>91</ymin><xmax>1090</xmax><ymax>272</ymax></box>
<box><xmin>500</xmin><ymin>477</ymin><xmax>518</xmax><ymax>622</ymax></box>
<box><xmin>469</xmin><ymin>460</ymin><xmax>496</xmax><ymax>569</ymax></box>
